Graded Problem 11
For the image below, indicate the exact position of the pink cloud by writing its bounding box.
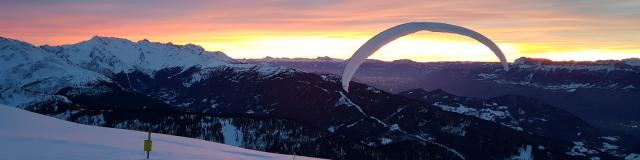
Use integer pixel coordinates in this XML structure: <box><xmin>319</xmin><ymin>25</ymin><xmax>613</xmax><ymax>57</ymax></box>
<box><xmin>0</xmin><ymin>0</ymin><xmax>638</xmax><ymax>55</ymax></box>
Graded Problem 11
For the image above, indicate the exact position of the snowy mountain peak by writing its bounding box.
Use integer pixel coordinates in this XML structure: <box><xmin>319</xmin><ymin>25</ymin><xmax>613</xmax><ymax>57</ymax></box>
<box><xmin>88</xmin><ymin>35</ymin><xmax>131</xmax><ymax>43</ymax></box>
<box><xmin>134</xmin><ymin>38</ymin><xmax>209</xmax><ymax>55</ymax></box>
<box><xmin>0</xmin><ymin>36</ymin><xmax>293</xmax><ymax>106</ymax></box>
<box><xmin>83</xmin><ymin>36</ymin><xmax>232</xmax><ymax>61</ymax></box>
<box><xmin>0</xmin><ymin>37</ymin><xmax>111</xmax><ymax>106</ymax></box>
<box><xmin>48</xmin><ymin>36</ymin><xmax>238</xmax><ymax>75</ymax></box>
<box><xmin>0</xmin><ymin>36</ymin><xmax>37</xmax><ymax>50</ymax></box>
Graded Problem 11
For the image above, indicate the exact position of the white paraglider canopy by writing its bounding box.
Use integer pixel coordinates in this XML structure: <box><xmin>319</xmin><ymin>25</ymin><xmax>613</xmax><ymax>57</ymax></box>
<box><xmin>341</xmin><ymin>22</ymin><xmax>510</xmax><ymax>92</ymax></box>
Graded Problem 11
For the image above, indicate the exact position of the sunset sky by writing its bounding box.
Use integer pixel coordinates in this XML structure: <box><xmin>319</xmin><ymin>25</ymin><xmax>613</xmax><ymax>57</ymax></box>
<box><xmin>1</xmin><ymin>0</ymin><xmax>639</xmax><ymax>62</ymax></box>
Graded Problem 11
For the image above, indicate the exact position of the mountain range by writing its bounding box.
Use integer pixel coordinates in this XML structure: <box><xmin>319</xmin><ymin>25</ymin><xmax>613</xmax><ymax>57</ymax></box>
<box><xmin>244</xmin><ymin>56</ymin><xmax>640</xmax><ymax>137</ymax></box>
<box><xmin>1</xmin><ymin>36</ymin><xmax>639</xmax><ymax>160</ymax></box>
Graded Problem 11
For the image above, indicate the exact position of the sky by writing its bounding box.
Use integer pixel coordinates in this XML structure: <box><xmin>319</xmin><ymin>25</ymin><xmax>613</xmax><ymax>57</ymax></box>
<box><xmin>1</xmin><ymin>0</ymin><xmax>639</xmax><ymax>62</ymax></box>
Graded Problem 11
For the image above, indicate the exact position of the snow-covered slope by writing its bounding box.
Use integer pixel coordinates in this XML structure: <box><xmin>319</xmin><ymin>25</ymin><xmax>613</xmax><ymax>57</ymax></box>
<box><xmin>47</xmin><ymin>36</ymin><xmax>237</xmax><ymax>75</ymax></box>
<box><xmin>44</xmin><ymin>36</ymin><xmax>290</xmax><ymax>77</ymax></box>
<box><xmin>0</xmin><ymin>37</ymin><xmax>108</xmax><ymax>89</ymax></box>
<box><xmin>0</xmin><ymin>36</ymin><xmax>290</xmax><ymax>107</ymax></box>
<box><xmin>0</xmin><ymin>37</ymin><xmax>108</xmax><ymax>106</ymax></box>
<box><xmin>0</xmin><ymin>104</ymin><xmax>322</xmax><ymax>160</ymax></box>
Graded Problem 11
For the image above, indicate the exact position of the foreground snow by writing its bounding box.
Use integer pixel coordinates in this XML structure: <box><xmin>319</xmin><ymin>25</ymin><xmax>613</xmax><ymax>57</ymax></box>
<box><xmin>0</xmin><ymin>104</ymin><xmax>323</xmax><ymax>160</ymax></box>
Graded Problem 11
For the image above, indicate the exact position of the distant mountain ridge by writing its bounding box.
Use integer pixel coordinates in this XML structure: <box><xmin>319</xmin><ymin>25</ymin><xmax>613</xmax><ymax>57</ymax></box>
<box><xmin>242</xmin><ymin>56</ymin><xmax>344</xmax><ymax>62</ymax></box>
<box><xmin>243</xmin><ymin>56</ymin><xmax>640</xmax><ymax>66</ymax></box>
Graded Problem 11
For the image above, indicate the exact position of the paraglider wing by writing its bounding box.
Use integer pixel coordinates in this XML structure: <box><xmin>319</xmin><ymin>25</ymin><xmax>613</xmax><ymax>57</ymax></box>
<box><xmin>341</xmin><ymin>22</ymin><xmax>510</xmax><ymax>92</ymax></box>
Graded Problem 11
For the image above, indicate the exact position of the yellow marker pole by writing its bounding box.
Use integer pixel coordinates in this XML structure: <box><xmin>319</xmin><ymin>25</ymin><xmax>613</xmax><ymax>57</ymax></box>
<box><xmin>144</xmin><ymin>129</ymin><xmax>152</xmax><ymax>159</ymax></box>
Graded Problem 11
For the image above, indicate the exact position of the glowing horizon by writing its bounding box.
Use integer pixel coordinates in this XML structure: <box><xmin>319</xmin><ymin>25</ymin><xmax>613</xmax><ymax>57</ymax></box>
<box><xmin>1</xmin><ymin>1</ymin><xmax>639</xmax><ymax>62</ymax></box>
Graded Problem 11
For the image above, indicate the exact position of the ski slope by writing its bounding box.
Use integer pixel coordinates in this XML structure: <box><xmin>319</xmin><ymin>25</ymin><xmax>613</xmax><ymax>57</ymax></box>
<box><xmin>0</xmin><ymin>104</ymin><xmax>323</xmax><ymax>160</ymax></box>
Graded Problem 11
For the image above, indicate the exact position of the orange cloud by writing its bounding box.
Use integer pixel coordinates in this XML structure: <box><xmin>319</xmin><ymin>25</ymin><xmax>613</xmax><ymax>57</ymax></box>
<box><xmin>1</xmin><ymin>0</ymin><xmax>638</xmax><ymax>61</ymax></box>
